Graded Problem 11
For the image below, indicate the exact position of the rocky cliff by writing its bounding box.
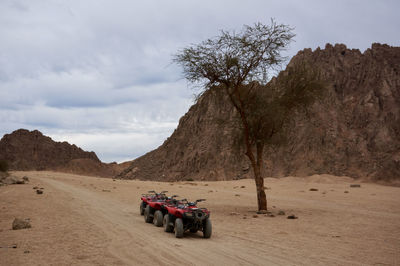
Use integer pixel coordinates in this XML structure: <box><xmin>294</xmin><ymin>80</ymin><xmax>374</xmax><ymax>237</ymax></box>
<box><xmin>0</xmin><ymin>129</ymin><xmax>122</xmax><ymax>177</ymax></box>
<box><xmin>118</xmin><ymin>43</ymin><xmax>400</xmax><ymax>182</ymax></box>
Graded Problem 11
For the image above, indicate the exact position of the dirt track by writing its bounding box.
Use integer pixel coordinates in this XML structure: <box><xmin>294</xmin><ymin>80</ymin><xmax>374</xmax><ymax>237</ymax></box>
<box><xmin>1</xmin><ymin>171</ymin><xmax>399</xmax><ymax>265</ymax></box>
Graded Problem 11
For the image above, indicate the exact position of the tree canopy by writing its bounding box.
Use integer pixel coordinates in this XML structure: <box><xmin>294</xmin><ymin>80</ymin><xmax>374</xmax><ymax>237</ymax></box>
<box><xmin>174</xmin><ymin>20</ymin><xmax>324</xmax><ymax>211</ymax></box>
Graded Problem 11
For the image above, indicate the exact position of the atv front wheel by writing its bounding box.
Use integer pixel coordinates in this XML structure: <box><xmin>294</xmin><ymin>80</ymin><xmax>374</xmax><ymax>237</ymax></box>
<box><xmin>163</xmin><ymin>214</ymin><xmax>173</xmax><ymax>232</ymax></box>
<box><xmin>174</xmin><ymin>218</ymin><xmax>184</xmax><ymax>238</ymax></box>
<box><xmin>144</xmin><ymin>205</ymin><xmax>153</xmax><ymax>223</ymax></box>
<box><xmin>203</xmin><ymin>218</ymin><xmax>212</xmax><ymax>238</ymax></box>
<box><xmin>140</xmin><ymin>202</ymin><xmax>145</xmax><ymax>215</ymax></box>
<box><xmin>153</xmin><ymin>210</ymin><xmax>163</xmax><ymax>227</ymax></box>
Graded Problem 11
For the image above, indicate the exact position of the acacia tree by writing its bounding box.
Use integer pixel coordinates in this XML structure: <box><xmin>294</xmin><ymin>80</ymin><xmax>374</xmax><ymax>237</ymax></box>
<box><xmin>174</xmin><ymin>20</ymin><xmax>323</xmax><ymax>211</ymax></box>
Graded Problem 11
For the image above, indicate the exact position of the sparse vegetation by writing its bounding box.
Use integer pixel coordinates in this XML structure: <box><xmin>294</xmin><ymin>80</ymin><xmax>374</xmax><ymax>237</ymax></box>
<box><xmin>174</xmin><ymin>20</ymin><xmax>325</xmax><ymax>211</ymax></box>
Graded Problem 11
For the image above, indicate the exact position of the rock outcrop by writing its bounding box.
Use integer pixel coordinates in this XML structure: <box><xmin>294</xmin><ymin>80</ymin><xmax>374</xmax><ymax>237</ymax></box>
<box><xmin>118</xmin><ymin>43</ymin><xmax>400</xmax><ymax>182</ymax></box>
<box><xmin>0</xmin><ymin>129</ymin><xmax>123</xmax><ymax>177</ymax></box>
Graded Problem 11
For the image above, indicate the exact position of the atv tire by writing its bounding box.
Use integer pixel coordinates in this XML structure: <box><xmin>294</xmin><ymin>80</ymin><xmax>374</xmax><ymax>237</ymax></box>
<box><xmin>153</xmin><ymin>210</ymin><xmax>163</xmax><ymax>227</ymax></box>
<box><xmin>140</xmin><ymin>202</ymin><xmax>145</xmax><ymax>215</ymax></box>
<box><xmin>203</xmin><ymin>218</ymin><xmax>212</xmax><ymax>238</ymax></box>
<box><xmin>163</xmin><ymin>214</ymin><xmax>173</xmax><ymax>232</ymax></box>
<box><xmin>174</xmin><ymin>218</ymin><xmax>184</xmax><ymax>238</ymax></box>
<box><xmin>144</xmin><ymin>205</ymin><xmax>153</xmax><ymax>223</ymax></box>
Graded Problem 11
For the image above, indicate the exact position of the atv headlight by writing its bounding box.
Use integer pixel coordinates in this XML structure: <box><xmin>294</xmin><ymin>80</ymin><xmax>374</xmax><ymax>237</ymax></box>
<box><xmin>184</xmin><ymin>212</ymin><xmax>193</xmax><ymax>217</ymax></box>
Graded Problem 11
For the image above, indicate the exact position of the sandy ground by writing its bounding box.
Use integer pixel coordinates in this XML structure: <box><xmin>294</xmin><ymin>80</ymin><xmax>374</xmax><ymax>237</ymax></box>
<box><xmin>0</xmin><ymin>171</ymin><xmax>399</xmax><ymax>266</ymax></box>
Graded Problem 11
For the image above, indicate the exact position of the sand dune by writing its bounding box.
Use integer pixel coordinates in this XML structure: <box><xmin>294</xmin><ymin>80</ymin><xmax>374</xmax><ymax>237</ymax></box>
<box><xmin>1</xmin><ymin>171</ymin><xmax>399</xmax><ymax>265</ymax></box>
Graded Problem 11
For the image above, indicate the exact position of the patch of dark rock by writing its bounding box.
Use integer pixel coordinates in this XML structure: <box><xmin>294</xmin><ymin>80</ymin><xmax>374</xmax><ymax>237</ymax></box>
<box><xmin>240</xmin><ymin>186</ymin><xmax>246</xmax><ymax>188</ymax></box>
<box><xmin>36</xmin><ymin>189</ymin><xmax>43</xmax><ymax>194</ymax></box>
<box><xmin>278</xmin><ymin>210</ymin><xmax>286</xmax><ymax>215</ymax></box>
<box><xmin>287</xmin><ymin>215</ymin><xmax>298</xmax><ymax>219</ymax></box>
<box><xmin>344</xmin><ymin>191</ymin><xmax>349</xmax><ymax>193</ymax></box>
<box><xmin>253</xmin><ymin>215</ymin><xmax>258</xmax><ymax>218</ymax></box>
<box><xmin>12</xmin><ymin>218</ymin><xmax>31</xmax><ymax>230</ymax></box>
<box><xmin>24</xmin><ymin>250</ymin><xmax>30</xmax><ymax>254</ymax></box>
<box><xmin>102</xmin><ymin>189</ymin><xmax>111</xmax><ymax>192</ymax></box>
<box><xmin>350</xmin><ymin>184</ymin><xmax>361</xmax><ymax>188</ymax></box>
<box><xmin>33</xmin><ymin>186</ymin><xmax>38</xmax><ymax>189</ymax></box>
<box><xmin>22</xmin><ymin>176</ymin><xmax>29</xmax><ymax>182</ymax></box>
<box><xmin>309</xmin><ymin>188</ymin><xmax>319</xmax><ymax>191</ymax></box>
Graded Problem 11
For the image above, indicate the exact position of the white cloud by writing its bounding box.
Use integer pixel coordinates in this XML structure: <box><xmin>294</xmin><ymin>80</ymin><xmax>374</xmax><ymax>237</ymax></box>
<box><xmin>1</xmin><ymin>0</ymin><xmax>399</xmax><ymax>162</ymax></box>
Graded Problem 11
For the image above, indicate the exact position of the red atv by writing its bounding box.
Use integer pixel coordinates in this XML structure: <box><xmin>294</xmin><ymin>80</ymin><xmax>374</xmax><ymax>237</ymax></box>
<box><xmin>140</xmin><ymin>190</ymin><xmax>168</xmax><ymax>216</ymax></box>
<box><xmin>163</xmin><ymin>199</ymin><xmax>212</xmax><ymax>238</ymax></box>
<box><xmin>142</xmin><ymin>192</ymin><xmax>179</xmax><ymax>227</ymax></box>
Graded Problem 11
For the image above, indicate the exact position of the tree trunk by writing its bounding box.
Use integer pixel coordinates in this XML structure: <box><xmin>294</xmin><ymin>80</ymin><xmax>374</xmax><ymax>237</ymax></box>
<box><xmin>245</xmin><ymin>145</ymin><xmax>267</xmax><ymax>211</ymax></box>
<box><xmin>254</xmin><ymin>164</ymin><xmax>267</xmax><ymax>211</ymax></box>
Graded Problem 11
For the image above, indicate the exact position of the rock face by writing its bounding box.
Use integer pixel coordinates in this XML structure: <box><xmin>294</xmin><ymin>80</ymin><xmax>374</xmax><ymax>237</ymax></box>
<box><xmin>0</xmin><ymin>129</ymin><xmax>122</xmax><ymax>177</ymax></box>
<box><xmin>118</xmin><ymin>43</ymin><xmax>400</xmax><ymax>183</ymax></box>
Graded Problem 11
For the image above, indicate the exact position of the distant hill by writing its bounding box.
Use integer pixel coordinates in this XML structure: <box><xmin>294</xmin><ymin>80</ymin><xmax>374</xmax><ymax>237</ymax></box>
<box><xmin>118</xmin><ymin>43</ymin><xmax>400</xmax><ymax>183</ymax></box>
<box><xmin>0</xmin><ymin>129</ymin><xmax>126</xmax><ymax>177</ymax></box>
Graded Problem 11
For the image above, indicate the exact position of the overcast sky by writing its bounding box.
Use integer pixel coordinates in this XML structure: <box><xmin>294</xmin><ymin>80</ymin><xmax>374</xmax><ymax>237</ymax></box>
<box><xmin>1</xmin><ymin>0</ymin><xmax>399</xmax><ymax>163</ymax></box>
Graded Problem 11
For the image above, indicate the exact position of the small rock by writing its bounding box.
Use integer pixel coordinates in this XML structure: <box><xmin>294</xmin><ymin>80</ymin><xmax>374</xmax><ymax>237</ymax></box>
<box><xmin>22</xmin><ymin>176</ymin><xmax>29</xmax><ymax>182</ymax></box>
<box><xmin>272</xmin><ymin>206</ymin><xmax>276</xmax><ymax>208</ymax></box>
<box><xmin>36</xmin><ymin>189</ymin><xmax>43</xmax><ymax>194</ymax></box>
<box><xmin>242</xmin><ymin>216</ymin><xmax>247</xmax><ymax>219</ymax></box>
<box><xmin>102</xmin><ymin>189</ymin><xmax>111</xmax><ymax>192</ymax></box>
<box><xmin>204</xmin><ymin>184</ymin><xmax>209</xmax><ymax>186</ymax></box>
<box><xmin>12</xmin><ymin>244</ymin><xmax>17</xmax><ymax>249</ymax></box>
<box><xmin>268</xmin><ymin>214</ymin><xmax>275</xmax><ymax>217</ymax></box>
<box><xmin>257</xmin><ymin>210</ymin><xmax>268</xmax><ymax>214</ymax></box>
<box><xmin>230</xmin><ymin>212</ymin><xmax>240</xmax><ymax>216</ymax></box>
<box><xmin>240</xmin><ymin>186</ymin><xmax>246</xmax><ymax>188</ymax></box>
<box><xmin>235</xmin><ymin>194</ymin><xmax>240</xmax><ymax>197</ymax></box>
<box><xmin>322</xmin><ymin>191</ymin><xmax>326</xmax><ymax>194</ymax></box>
<box><xmin>15</xmin><ymin>180</ymin><xmax>25</xmax><ymax>184</ymax></box>
<box><xmin>24</xmin><ymin>250</ymin><xmax>30</xmax><ymax>254</ymax></box>
<box><xmin>350</xmin><ymin>184</ymin><xmax>361</xmax><ymax>188</ymax></box>
<box><xmin>208</xmin><ymin>190</ymin><xmax>213</xmax><ymax>193</ymax></box>
<box><xmin>12</xmin><ymin>218</ymin><xmax>31</xmax><ymax>230</ymax></box>
<box><xmin>278</xmin><ymin>210</ymin><xmax>286</xmax><ymax>215</ymax></box>
<box><xmin>112</xmin><ymin>179</ymin><xmax>116</xmax><ymax>181</ymax></box>
<box><xmin>344</xmin><ymin>191</ymin><xmax>349</xmax><ymax>193</ymax></box>
<box><xmin>287</xmin><ymin>215</ymin><xmax>298</xmax><ymax>219</ymax></box>
<box><xmin>309</xmin><ymin>188</ymin><xmax>318</xmax><ymax>191</ymax></box>
<box><xmin>253</xmin><ymin>215</ymin><xmax>258</xmax><ymax>218</ymax></box>
<box><xmin>33</xmin><ymin>186</ymin><xmax>38</xmax><ymax>189</ymax></box>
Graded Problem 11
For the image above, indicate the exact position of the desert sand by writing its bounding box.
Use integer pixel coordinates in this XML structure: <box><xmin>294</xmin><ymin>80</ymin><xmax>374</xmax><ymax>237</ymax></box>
<box><xmin>1</xmin><ymin>171</ymin><xmax>399</xmax><ymax>266</ymax></box>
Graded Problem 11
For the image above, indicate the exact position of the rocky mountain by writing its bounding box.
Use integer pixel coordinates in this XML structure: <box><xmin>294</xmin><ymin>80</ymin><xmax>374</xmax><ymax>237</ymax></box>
<box><xmin>118</xmin><ymin>43</ymin><xmax>400</xmax><ymax>183</ymax></box>
<box><xmin>0</xmin><ymin>129</ymin><xmax>123</xmax><ymax>177</ymax></box>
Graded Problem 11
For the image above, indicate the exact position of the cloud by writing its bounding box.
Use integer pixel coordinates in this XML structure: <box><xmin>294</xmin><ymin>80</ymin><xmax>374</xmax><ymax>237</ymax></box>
<box><xmin>1</xmin><ymin>0</ymin><xmax>399</xmax><ymax>162</ymax></box>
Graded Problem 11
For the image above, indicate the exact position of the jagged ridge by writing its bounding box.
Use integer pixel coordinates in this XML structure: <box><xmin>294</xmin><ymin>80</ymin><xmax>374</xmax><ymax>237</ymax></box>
<box><xmin>119</xmin><ymin>43</ymin><xmax>400</xmax><ymax>182</ymax></box>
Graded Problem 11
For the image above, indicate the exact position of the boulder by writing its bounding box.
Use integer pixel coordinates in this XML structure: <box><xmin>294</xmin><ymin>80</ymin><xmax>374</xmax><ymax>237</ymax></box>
<box><xmin>12</xmin><ymin>218</ymin><xmax>31</xmax><ymax>230</ymax></box>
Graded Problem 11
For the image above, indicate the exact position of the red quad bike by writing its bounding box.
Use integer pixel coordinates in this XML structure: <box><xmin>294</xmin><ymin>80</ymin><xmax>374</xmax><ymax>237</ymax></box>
<box><xmin>143</xmin><ymin>192</ymin><xmax>179</xmax><ymax>227</ymax></box>
<box><xmin>163</xmin><ymin>199</ymin><xmax>212</xmax><ymax>239</ymax></box>
<box><xmin>140</xmin><ymin>190</ymin><xmax>168</xmax><ymax>216</ymax></box>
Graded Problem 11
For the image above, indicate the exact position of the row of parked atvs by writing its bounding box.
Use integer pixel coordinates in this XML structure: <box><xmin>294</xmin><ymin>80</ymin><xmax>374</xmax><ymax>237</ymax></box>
<box><xmin>140</xmin><ymin>191</ymin><xmax>212</xmax><ymax>238</ymax></box>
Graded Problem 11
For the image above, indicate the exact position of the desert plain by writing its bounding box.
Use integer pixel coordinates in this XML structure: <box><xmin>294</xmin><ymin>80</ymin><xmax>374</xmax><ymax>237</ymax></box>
<box><xmin>0</xmin><ymin>171</ymin><xmax>399</xmax><ymax>266</ymax></box>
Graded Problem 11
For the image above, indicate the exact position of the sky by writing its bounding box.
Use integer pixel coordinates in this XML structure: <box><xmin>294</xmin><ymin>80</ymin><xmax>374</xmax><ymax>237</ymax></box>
<box><xmin>1</xmin><ymin>0</ymin><xmax>399</xmax><ymax>163</ymax></box>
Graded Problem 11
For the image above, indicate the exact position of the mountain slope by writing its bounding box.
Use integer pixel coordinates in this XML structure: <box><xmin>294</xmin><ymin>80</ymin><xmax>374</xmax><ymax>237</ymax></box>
<box><xmin>0</xmin><ymin>129</ymin><xmax>122</xmax><ymax>177</ymax></box>
<box><xmin>118</xmin><ymin>43</ymin><xmax>400</xmax><ymax>182</ymax></box>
